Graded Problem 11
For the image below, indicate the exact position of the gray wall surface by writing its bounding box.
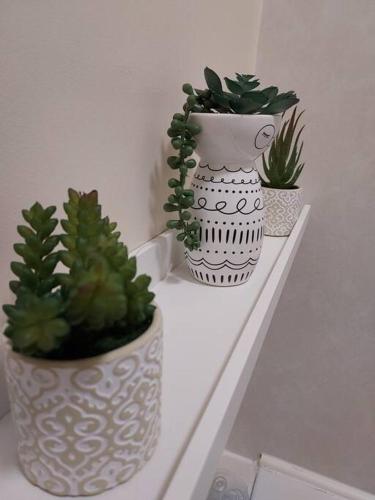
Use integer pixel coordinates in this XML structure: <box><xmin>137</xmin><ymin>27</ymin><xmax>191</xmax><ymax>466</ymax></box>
<box><xmin>228</xmin><ymin>0</ymin><xmax>375</xmax><ymax>493</ymax></box>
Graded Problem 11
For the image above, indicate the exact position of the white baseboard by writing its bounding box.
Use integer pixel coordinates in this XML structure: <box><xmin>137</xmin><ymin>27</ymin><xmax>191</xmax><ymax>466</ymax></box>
<box><xmin>132</xmin><ymin>229</ymin><xmax>184</xmax><ymax>287</ymax></box>
<box><xmin>207</xmin><ymin>449</ymin><xmax>258</xmax><ymax>499</ymax></box>
<box><xmin>259</xmin><ymin>454</ymin><xmax>375</xmax><ymax>500</ymax></box>
<box><xmin>0</xmin><ymin>346</ymin><xmax>8</xmax><ymax>418</ymax></box>
<box><xmin>220</xmin><ymin>450</ymin><xmax>258</xmax><ymax>491</ymax></box>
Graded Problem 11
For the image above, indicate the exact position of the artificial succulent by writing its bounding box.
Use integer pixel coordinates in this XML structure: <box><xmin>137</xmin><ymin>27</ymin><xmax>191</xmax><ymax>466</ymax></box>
<box><xmin>260</xmin><ymin>107</ymin><xmax>305</xmax><ymax>189</ymax></box>
<box><xmin>164</xmin><ymin>67</ymin><xmax>299</xmax><ymax>250</ymax></box>
<box><xmin>3</xmin><ymin>189</ymin><xmax>155</xmax><ymax>359</ymax></box>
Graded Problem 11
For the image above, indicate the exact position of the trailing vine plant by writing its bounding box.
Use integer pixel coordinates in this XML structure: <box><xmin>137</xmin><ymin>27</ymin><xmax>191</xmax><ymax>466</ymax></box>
<box><xmin>164</xmin><ymin>86</ymin><xmax>202</xmax><ymax>251</ymax></box>
<box><xmin>164</xmin><ymin>67</ymin><xmax>299</xmax><ymax>250</ymax></box>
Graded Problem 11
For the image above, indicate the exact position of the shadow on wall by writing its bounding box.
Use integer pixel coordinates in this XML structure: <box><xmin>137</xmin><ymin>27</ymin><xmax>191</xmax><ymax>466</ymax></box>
<box><xmin>148</xmin><ymin>138</ymin><xmax>173</xmax><ymax>241</ymax></box>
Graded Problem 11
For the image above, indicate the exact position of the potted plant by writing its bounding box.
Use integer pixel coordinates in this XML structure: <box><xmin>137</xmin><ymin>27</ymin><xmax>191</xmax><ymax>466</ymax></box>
<box><xmin>164</xmin><ymin>67</ymin><xmax>299</xmax><ymax>286</ymax></box>
<box><xmin>259</xmin><ymin>107</ymin><xmax>305</xmax><ymax>236</ymax></box>
<box><xmin>2</xmin><ymin>189</ymin><xmax>162</xmax><ymax>496</ymax></box>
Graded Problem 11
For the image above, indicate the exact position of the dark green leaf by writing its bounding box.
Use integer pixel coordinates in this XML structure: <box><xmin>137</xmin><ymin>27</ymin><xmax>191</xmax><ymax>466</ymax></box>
<box><xmin>168</xmin><ymin>178</ymin><xmax>180</xmax><ymax>188</ymax></box>
<box><xmin>182</xmin><ymin>83</ymin><xmax>194</xmax><ymax>95</ymax></box>
<box><xmin>204</xmin><ymin>67</ymin><xmax>223</xmax><ymax>92</ymax></box>
<box><xmin>224</xmin><ymin>77</ymin><xmax>243</xmax><ymax>94</ymax></box>
<box><xmin>242</xmin><ymin>91</ymin><xmax>268</xmax><ymax>105</ymax></box>
<box><xmin>230</xmin><ymin>97</ymin><xmax>263</xmax><ymax>114</ymax></box>
<box><xmin>166</xmin><ymin>220</ymin><xmax>180</xmax><ymax>229</ymax></box>
<box><xmin>163</xmin><ymin>203</ymin><xmax>179</xmax><ymax>212</ymax></box>
<box><xmin>181</xmin><ymin>211</ymin><xmax>191</xmax><ymax>221</ymax></box>
<box><xmin>262</xmin><ymin>86</ymin><xmax>278</xmax><ymax>100</ymax></box>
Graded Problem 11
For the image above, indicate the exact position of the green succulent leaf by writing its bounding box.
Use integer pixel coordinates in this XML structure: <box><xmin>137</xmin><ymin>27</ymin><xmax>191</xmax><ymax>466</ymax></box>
<box><xmin>3</xmin><ymin>295</ymin><xmax>69</xmax><ymax>356</ymax></box>
<box><xmin>224</xmin><ymin>77</ymin><xmax>243</xmax><ymax>94</ymax></box>
<box><xmin>262</xmin><ymin>86</ymin><xmax>279</xmax><ymax>100</ymax></box>
<box><xmin>262</xmin><ymin>92</ymin><xmax>299</xmax><ymax>114</ymax></box>
<box><xmin>204</xmin><ymin>67</ymin><xmax>223</xmax><ymax>93</ymax></box>
<box><xmin>182</xmin><ymin>83</ymin><xmax>194</xmax><ymax>95</ymax></box>
<box><xmin>231</xmin><ymin>97</ymin><xmax>263</xmax><ymax>114</ymax></box>
<box><xmin>261</xmin><ymin>107</ymin><xmax>305</xmax><ymax>189</ymax></box>
<box><xmin>65</xmin><ymin>263</ymin><xmax>127</xmax><ymax>331</ymax></box>
<box><xmin>242</xmin><ymin>91</ymin><xmax>268</xmax><ymax>105</ymax></box>
<box><xmin>4</xmin><ymin>189</ymin><xmax>156</xmax><ymax>360</ymax></box>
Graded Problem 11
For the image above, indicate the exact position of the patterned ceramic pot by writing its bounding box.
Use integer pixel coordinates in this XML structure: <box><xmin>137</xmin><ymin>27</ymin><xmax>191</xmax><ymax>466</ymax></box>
<box><xmin>5</xmin><ymin>307</ymin><xmax>162</xmax><ymax>496</ymax></box>
<box><xmin>263</xmin><ymin>186</ymin><xmax>303</xmax><ymax>236</ymax></box>
<box><xmin>187</xmin><ymin>113</ymin><xmax>281</xmax><ymax>286</ymax></box>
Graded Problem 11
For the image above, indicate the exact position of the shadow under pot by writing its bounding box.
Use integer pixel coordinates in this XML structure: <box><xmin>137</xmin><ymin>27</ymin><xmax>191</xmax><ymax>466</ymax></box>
<box><xmin>4</xmin><ymin>307</ymin><xmax>163</xmax><ymax>497</ymax></box>
<box><xmin>186</xmin><ymin>113</ymin><xmax>281</xmax><ymax>287</ymax></box>
<box><xmin>262</xmin><ymin>186</ymin><xmax>303</xmax><ymax>236</ymax></box>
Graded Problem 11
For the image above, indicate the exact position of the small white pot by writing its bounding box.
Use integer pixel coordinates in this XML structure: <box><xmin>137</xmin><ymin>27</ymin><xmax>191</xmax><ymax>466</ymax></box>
<box><xmin>5</xmin><ymin>308</ymin><xmax>162</xmax><ymax>496</ymax></box>
<box><xmin>187</xmin><ymin>113</ymin><xmax>281</xmax><ymax>287</ymax></box>
<box><xmin>263</xmin><ymin>186</ymin><xmax>303</xmax><ymax>236</ymax></box>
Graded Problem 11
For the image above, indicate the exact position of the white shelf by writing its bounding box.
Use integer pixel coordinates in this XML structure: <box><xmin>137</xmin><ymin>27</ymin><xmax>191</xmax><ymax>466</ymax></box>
<box><xmin>0</xmin><ymin>206</ymin><xmax>310</xmax><ymax>500</ymax></box>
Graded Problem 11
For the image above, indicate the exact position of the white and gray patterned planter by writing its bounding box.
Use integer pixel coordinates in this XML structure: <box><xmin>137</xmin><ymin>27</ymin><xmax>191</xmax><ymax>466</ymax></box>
<box><xmin>187</xmin><ymin>113</ymin><xmax>281</xmax><ymax>286</ymax></box>
<box><xmin>263</xmin><ymin>186</ymin><xmax>303</xmax><ymax>236</ymax></box>
<box><xmin>5</xmin><ymin>308</ymin><xmax>162</xmax><ymax>496</ymax></box>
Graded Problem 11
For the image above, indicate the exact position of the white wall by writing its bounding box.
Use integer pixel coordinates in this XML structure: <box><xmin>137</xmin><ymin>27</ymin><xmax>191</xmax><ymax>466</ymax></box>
<box><xmin>0</xmin><ymin>0</ymin><xmax>263</xmax><ymax>416</ymax></box>
<box><xmin>228</xmin><ymin>0</ymin><xmax>375</xmax><ymax>493</ymax></box>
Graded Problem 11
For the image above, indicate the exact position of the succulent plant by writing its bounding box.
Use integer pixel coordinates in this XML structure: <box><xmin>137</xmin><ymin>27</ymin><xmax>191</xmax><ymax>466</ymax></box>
<box><xmin>192</xmin><ymin>68</ymin><xmax>299</xmax><ymax>115</ymax></box>
<box><xmin>164</xmin><ymin>67</ymin><xmax>300</xmax><ymax>249</ymax></box>
<box><xmin>259</xmin><ymin>107</ymin><xmax>305</xmax><ymax>189</ymax></box>
<box><xmin>3</xmin><ymin>189</ymin><xmax>155</xmax><ymax>359</ymax></box>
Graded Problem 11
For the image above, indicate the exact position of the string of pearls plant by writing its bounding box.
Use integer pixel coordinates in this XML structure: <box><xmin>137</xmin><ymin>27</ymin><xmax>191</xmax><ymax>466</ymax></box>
<box><xmin>164</xmin><ymin>84</ymin><xmax>202</xmax><ymax>251</ymax></box>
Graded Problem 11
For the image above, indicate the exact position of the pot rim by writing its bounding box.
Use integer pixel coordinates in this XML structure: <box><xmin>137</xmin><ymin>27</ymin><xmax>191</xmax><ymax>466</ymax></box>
<box><xmin>4</xmin><ymin>305</ymin><xmax>162</xmax><ymax>368</ymax></box>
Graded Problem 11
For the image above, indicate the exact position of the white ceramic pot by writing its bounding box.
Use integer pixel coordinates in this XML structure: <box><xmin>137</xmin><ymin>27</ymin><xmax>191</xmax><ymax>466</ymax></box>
<box><xmin>187</xmin><ymin>113</ymin><xmax>281</xmax><ymax>286</ymax></box>
<box><xmin>5</xmin><ymin>308</ymin><xmax>162</xmax><ymax>496</ymax></box>
<box><xmin>263</xmin><ymin>186</ymin><xmax>303</xmax><ymax>236</ymax></box>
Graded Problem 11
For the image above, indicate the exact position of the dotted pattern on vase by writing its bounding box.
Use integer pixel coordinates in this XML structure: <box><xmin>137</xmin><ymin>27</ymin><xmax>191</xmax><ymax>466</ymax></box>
<box><xmin>263</xmin><ymin>187</ymin><xmax>303</xmax><ymax>236</ymax></box>
<box><xmin>5</xmin><ymin>327</ymin><xmax>162</xmax><ymax>497</ymax></box>
<box><xmin>186</xmin><ymin>163</ymin><xmax>264</xmax><ymax>286</ymax></box>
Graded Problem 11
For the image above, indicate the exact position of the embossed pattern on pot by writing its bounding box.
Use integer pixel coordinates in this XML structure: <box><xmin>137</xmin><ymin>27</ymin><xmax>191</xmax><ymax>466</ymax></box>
<box><xmin>263</xmin><ymin>186</ymin><xmax>303</xmax><ymax>236</ymax></box>
<box><xmin>5</xmin><ymin>311</ymin><xmax>162</xmax><ymax>497</ymax></box>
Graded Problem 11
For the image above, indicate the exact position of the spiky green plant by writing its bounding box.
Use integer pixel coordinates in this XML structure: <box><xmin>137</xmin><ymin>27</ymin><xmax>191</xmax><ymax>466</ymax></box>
<box><xmin>259</xmin><ymin>107</ymin><xmax>305</xmax><ymax>189</ymax></box>
<box><xmin>3</xmin><ymin>189</ymin><xmax>155</xmax><ymax>360</ymax></box>
<box><xmin>164</xmin><ymin>67</ymin><xmax>300</xmax><ymax>249</ymax></box>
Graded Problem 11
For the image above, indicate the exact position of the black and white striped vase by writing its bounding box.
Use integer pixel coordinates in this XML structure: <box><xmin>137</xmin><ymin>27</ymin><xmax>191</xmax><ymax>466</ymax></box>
<box><xmin>186</xmin><ymin>113</ymin><xmax>281</xmax><ymax>287</ymax></box>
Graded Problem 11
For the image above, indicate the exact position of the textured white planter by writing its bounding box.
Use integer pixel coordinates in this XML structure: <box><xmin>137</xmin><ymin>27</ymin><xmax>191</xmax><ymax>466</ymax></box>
<box><xmin>187</xmin><ymin>113</ymin><xmax>281</xmax><ymax>286</ymax></box>
<box><xmin>5</xmin><ymin>308</ymin><xmax>162</xmax><ymax>497</ymax></box>
<box><xmin>263</xmin><ymin>186</ymin><xmax>303</xmax><ymax>236</ymax></box>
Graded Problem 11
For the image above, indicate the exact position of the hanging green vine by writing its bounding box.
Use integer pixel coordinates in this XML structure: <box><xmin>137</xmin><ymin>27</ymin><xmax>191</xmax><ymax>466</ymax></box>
<box><xmin>164</xmin><ymin>84</ymin><xmax>202</xmax><ymax>251</ymax></box>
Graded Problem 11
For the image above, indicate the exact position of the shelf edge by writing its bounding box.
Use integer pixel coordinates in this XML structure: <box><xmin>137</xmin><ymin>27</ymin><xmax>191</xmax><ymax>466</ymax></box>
<box><xmin>163</xmin><ymin>205</ymin><xmax>311</xmax><ymax>500</ymax></box>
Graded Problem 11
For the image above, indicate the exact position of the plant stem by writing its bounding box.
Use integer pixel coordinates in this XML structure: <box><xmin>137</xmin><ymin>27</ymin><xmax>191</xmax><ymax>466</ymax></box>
<box><xmin>178</xmin><ymin>108</ymin><xmax>190</xmax><ymax>239</ymax></box>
